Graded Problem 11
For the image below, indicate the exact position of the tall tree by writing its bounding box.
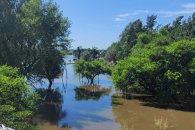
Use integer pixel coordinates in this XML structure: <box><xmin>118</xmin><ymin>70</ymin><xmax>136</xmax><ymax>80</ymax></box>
<box><xmin>33</xmin><ymin>0</ymin><xmax>70</xmax><ymax>88</ymax></box>
<box><xmin>145</xmin><ymin>15</ymin><xmax>157</xmax><ymax>31</ymax></box>
<box><xmin>0</xmin><ymin>0</ymin><xmax>20</xmax><ymax>66</ymax></box>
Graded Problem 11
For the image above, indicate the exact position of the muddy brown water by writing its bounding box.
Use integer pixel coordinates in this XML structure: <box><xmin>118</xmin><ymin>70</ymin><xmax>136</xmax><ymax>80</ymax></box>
<box><xmin>34</xmin><ymin>55</ymin><xmax>195</xmax><ymax>130</ymax></box>
<box><xmin>112</xmin><ymin>97</ymin><xmax>195</xmax><ymax>130</ymax></box>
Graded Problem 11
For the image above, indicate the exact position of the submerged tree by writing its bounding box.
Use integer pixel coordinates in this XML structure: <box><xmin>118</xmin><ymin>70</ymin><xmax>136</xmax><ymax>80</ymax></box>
<box><xmin>34</xmin><ymin>49</ymin><xmax>64</xmax><ymax>89</ymax></box>
<box><xmin>32</xmin><ymin>0</ymin><xmax>70</xmax><ymax>89</ymax></box>
<box><xmin>74</xmin><ymin>60</ymin><xmax>111</xmax><ymax>85</ymax></box>
<box><xmin>0</xmin><ymin>0</ymin><xmax>70</xmax><ymax>88</ymax></box>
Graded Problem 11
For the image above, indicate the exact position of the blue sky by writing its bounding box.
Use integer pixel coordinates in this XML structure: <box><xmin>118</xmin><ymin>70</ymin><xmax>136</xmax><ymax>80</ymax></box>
<box><xmin>54</xmin><ymin>0</ymin><xmax>195</xmax><ymax>49</ymax></box>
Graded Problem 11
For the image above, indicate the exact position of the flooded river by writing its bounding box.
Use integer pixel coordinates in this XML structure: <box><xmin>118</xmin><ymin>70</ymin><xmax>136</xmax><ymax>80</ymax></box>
<box><xmin>35</xmin><ymin>55</ymin><xmax>195</xmax><ymax>130</ymax></box>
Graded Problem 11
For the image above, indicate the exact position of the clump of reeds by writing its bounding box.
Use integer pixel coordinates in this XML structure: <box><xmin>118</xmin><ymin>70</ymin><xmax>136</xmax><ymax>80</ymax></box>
<box><xmin>154</xmin><ymin>117</ymin><xmax>169</xmax><ymax>130</ymax></box>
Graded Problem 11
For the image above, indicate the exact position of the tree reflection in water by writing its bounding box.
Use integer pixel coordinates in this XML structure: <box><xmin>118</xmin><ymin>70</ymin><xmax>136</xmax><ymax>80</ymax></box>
<box><xmin>35</xmin><ymin>88</ymin><xmax>68</xmax><ymax>127</ymax></box>
<box><xmin>74</xmin><ymin>86</ymin><xmax>111</xmax><ymax>101</ymax></box>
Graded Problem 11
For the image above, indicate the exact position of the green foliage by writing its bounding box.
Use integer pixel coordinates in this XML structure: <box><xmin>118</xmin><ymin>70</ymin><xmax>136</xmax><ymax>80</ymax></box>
<box><xmin>112</xmin><ymin>34</ymin><xmax>195</xmax><ymax>101</ymax></box>
<box><xmin>165</xmin><ymin>70</ymin><xmax>182</xmax><ymax>81</ymax></box>
<box><xmin>108</xmin><ymin>13</ymin><xmax>195</xmax><ymax>101</ymax></box>
<box><xmin>105</xmin><ymin>43</ymin><xmax>118</xmax><ymax>63</ymax></box>
<box><xmin>190</xmin><ymin>58</ymin><xmax>195</xmax><ymax>73</ymax></box>
<box><xmin>0</xmin><ymin>0</ymin><xmax>70</xmax><ymax>84</ymax></box>
<box><xmin>105</xmin><ymin>19</ymin><xmax>145</xmax><ymax>62</ymax></box>
<box><xmin>0</xmin><ymin>66</ymin><xmax>40</xmax><ymax>130</ymax></box>
<box><xmin>145</xmin><ymin>15</ymin><xmax>157</xmax><ymax>31</ymax></box>
<box><xmin>73</xmin><ymin>47</ymin><xmax>101</xmax><ymax>61</ymax></box>
<box><xmin>160</xmin><ymin>13</ymin><xmax>195</xmax><ymax>41</ymax></box>
<box><xmin>34</xmin><ymin>48</ymin><xmax>64</xmax><ymax>89</ymax></box>
<box><xmin>74</xmin><ymin>60</ymin><xmax>111</xmax><ymax>85</ymax></box>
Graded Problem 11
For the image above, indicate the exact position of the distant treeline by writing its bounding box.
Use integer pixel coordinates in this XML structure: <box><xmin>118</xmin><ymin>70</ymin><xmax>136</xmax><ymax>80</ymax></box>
<box><xmin>73</xmin><ymin>47</ymin><xmax>106</xmax><ymax>61</ymax></box>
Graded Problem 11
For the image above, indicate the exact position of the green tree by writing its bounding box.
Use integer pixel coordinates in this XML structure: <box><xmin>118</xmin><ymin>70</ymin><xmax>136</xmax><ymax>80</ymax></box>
<box><xmin>32</xmin><ymin>0</ymin><xmax>70</xmax><ymax>88</ymax></box>
<box><xmin>0</xmin><ymin>0</ymin><xmax>21</xmax><ymax>66</ymax></box>
<box><xmin>0</xmin><ymin>0</ymin><xmax>70</xmax><ymax>87</ymax></box>
<box><xmin>74</xmin><ymin>47</ymin><xmax>82</xmax><ymax>59</ymax></box>
<box><xmin>74</xmin><ymin>60</ymin><xmax>111</xmax><ymax>85</ymax></box>
<box><xmin>105</xmin><ymin>19</ymin><xmax>145</xmax><ymax>62</ymax></box>
<box><xmin>145</xmin><ymin>15</ymin><xmax>157</xmax><ymax>31</ymax></box>
<box><xmin>34</xmin><ymin>49</ymin><xmax>64</xmax><ymax>89</ymax></box>
<box><xmin>105</xmin><ymin>42</ymin><xmax>118</xmax><ymax>63</ymax></box>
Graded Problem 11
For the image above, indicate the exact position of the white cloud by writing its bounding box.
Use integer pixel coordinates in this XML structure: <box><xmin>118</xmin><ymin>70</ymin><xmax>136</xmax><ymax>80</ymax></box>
<box><xmin>114</xmin><ymin>11</ymin><xmax>151</xmax><ymax>22</ymax></box>
<box><xmin>116</xmin><ymin>13</ymin><xmax>130</xmax><ymax>18</ymax></box>
<box><xmin>115</xmin><ymin>9</ymin><xmax>195</xmax><ymax>22</ymax></box>
<box><xmin>182</xmin><ymin>3</ymin><xmax>195</xmax><ymax>9</ymax></box>
<box><xmin>115</xmin><ymin>13</ymin><xmax>129</xmax><ymax>22</ymax></box>
<box><xmin>128</xmin><ymin>10</ymin><xmax>150</xmax><ymax>16</ymax></box>
<box><xmin>157</xmin><ymin>9</ymin><xmax>195</xmax><ymax>17</ymax></box>
<box><xmin>114</xmin><ymin>3</ymin><xmax>195</xmax><ymax>22</ymax></box>
<box><xmin>115</xmin><ymin>17</ymin><xmax>124</xmax><ymax>22</ymax></box>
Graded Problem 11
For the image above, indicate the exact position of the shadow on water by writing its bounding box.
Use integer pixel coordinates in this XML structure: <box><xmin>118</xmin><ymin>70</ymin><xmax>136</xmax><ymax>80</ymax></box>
<box><xmin>140</xmin><ymin>95</ymin><xmax>195</xmax><ymax>113</ymax></box>
<box><xmin>112</xmin><ymin>94</ymin><xmax>195</xmax><ymax>130</ymax></box>
<box><xmin>112</xmin><ymin>93</ymin><xmax>195</xmax><ymax>112</ymax></box>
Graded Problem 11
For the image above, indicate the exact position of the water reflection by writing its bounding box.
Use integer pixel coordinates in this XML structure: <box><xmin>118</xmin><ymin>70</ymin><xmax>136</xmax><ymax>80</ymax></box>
<box><xmin>35</xmin><ymin>88</ymin><xmax>68</xmax><ymax>128</ymax></box>
<box><xmin>35</xmin><ymin>57</ymin><xmax>120</xmax><ymax>130</ymax></box>
<box><xmin>35</xmin><ymin>55</ymin><xmax>195</xmax><ymax>130</ymax></box>
<box><xmin>74</xmin><ymin>86</ymin><xmax>111</xmax><ymax>101</ymax></box>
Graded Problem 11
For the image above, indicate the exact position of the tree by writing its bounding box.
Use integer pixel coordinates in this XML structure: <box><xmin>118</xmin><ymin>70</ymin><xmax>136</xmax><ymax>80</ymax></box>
<box><xmin>145</xmin><ymin>15</ymin><xmax>157</xmax><ymax>31</ymax></box>
<box><xmin>74</xmin><ymin>47</ymin><xmax>82</xmax><ymax>59</ymax></box>
<box><xmin>73</xmin><ymin>47</ymin><xmax>101</xmax><ymax>61</ymax></box>
<box><xmin>34</xmin><ymin>49</ymin><xmax>64</xmax><ymax>89</ymax></box>
<box><xmin>0</xmin><ymin>0</ymin><xmax>70</xmax><ymax>88</ymax></box>
<box><xmin>32</xmin><ymin>0</ymin><xmax>70</xmax><ymax>88</ymax></box>
<box><xmin>74</xmin><ymin>60</ymin><xmax>111</xmax><ymax>85</ymax></box>
<box><xmin>105</xmin><ymin>19</ymin><xmax>145</xmax><ymax>62</ymax></box>
<box><xmin>105</xmin><ymin>43</ymin><xmax>118</xmax><ymax>63</ymax></box>
<box><xmin>0</xmin><ymin>66</ymin><xmax>40</xmax><ymax>130</ymax></box>
<box><xmin>0</xmin><ymin>0</ymin><xmax>21</xmax><ymax>66</ymax></box>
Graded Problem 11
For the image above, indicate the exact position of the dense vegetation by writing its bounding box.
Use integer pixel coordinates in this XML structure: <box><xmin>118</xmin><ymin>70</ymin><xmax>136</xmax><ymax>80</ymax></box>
<box><xmin>0</xmin><ymin>66</ymin><xmax>40</xmax><ymax>130</ymax></box>
<box><xmin>105</xmin><ymin>15</ymin><xmax>158</xmax><ymax>63</ymax></box>
<box><xmin>0</xmin><ymin>0</ymin><xmax>70</xmax><ymax>129</ymax></box>
<box><xmin>107</xmin><ymin>14</ymin><xmax>195</xmax><ymax>102</ymax></box>
<box><xmin>1</xmin><ymin>0</ymin><xmax>195</xmax><ymax>129</ymax></box>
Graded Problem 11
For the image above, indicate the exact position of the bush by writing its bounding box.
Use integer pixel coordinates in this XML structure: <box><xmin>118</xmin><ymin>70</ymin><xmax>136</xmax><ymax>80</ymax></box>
<box><xmin>0</xmin><ymin>66</ymin><xmax>40</xmax><ymax>130</ymax></box>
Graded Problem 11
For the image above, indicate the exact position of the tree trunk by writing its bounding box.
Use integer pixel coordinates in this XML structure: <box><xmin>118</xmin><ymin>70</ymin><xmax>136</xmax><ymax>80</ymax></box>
<box><xmin>98</xmin><ymin>75</ymin><xmax>99</xmax><ymax>85</ymax></box>
<box><xmin>87</xmin><ymin>79</ymin><xmax>90</xmax><ymax>85</ymax></box>
<box><xmin>90</xmin><ymin>78</ymin><xmax>94</xmax><ymax>85</ymax></box>
<box><xmin>48</xmin><ymin>79</ymin><xmax>53</xmax><ymax>89</ymax></box>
